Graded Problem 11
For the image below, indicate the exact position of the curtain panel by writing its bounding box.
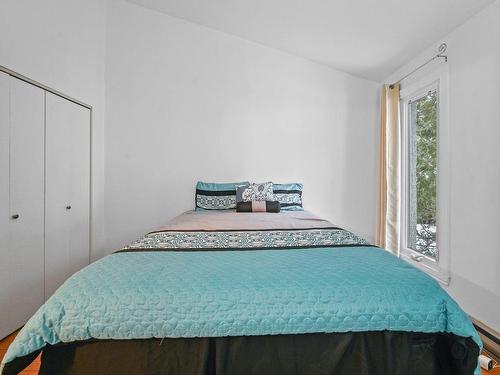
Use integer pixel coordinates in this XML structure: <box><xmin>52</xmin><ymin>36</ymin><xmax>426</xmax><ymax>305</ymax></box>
<box><xmin>376</xmin><ymin>84</ymin><xmax>400</xmax><ymax>255</ymax></box>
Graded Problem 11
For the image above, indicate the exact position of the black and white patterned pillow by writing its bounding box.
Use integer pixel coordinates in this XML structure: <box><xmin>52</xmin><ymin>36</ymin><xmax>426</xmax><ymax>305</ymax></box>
<box><xmin>238</xmin><ymin>182</ymin><xmax>274</xmax><ymax>202</ymax></box>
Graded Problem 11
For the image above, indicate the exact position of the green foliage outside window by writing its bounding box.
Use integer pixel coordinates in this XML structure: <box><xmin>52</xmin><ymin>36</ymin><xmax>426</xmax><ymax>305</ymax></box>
<box><xmin>414</xmin><ymin>91</ymin><xmax>438</xmax><ymax>257</ymax></box>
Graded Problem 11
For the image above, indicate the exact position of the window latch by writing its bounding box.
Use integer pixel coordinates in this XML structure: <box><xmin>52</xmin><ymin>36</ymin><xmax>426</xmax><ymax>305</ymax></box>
<box><xmin>410</xmin><ymin>254</ymin><xmax>424</xmax><ymax>262</ymax></box>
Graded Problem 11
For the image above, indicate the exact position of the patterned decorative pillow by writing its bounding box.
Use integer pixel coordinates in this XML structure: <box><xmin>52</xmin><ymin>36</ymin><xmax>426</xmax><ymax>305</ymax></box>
<box><xmin>238</xmin><ymin>182</ymin><xmax>275</xmax><ymax>202</ymax></box>
<box><xmin>195</xmin><ymin>181</ymin><xmax>249</xmax><ymax>210</ymax></box>
<box><xmin>236</xmin><ymin>201</ymin><xmax>280</xmax><ymax>213</ymax></box>
<box><xmin>273</xmin><ymin>183</ymin><xmax>303</xmax><ymax>211</ymax></box>
<box><xmin>235</xmin><ymin>183</ymin><xmax>249</xmax><ymax>204</ymax></box>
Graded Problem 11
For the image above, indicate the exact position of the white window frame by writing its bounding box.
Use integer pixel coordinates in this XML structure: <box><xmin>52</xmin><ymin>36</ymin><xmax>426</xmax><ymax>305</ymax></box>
<box><xmin>399</xmin><ymin>65</ymin><xmax>451</xmax><ymax>285</ymax></box>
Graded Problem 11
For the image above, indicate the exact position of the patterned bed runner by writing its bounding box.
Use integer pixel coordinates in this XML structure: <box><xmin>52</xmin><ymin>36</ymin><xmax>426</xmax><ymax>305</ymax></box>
<box><xmin>118</xmin><ymin>227</ymin><xmax>371</xmax><ymax>252</ymax></box>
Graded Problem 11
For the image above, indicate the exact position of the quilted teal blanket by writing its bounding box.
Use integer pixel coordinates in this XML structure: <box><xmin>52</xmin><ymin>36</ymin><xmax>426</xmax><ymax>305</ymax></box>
<box><xmin>1</xmin><ymin>227</ymin><xmax>481</xmax><ymax>374</ymax></box>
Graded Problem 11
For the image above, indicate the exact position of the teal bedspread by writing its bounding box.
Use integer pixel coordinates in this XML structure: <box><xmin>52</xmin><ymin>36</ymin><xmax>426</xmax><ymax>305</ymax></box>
<box><xmin>1</xmin><ymin>243</ymin><xmax>481</xmax><ymax>373</ymax></box>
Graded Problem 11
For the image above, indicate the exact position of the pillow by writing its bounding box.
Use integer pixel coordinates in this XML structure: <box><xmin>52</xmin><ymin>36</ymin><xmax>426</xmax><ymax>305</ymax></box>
<box><xmin>236</xmin><ymin>201</ymin><xmax>280</xmax><ymax>213</ymax></box>
<box><xmin>195</xmin><ymin>181</ymin><xmax>249</xmax><ymax>210</ymax></box>
<box><xmin>235</xmin><ymin>183</ymin><xmax>248</xmax><ymax>205</ymax></box>
<box><xmin>273</xmin><ymin>183</ymin><xmax>303</xmax><ymax>211</ymax></box>
<box><xmin>238</xmin><ymin>182</ymin><xmax>274</xmax><ymax>202</ymax></box>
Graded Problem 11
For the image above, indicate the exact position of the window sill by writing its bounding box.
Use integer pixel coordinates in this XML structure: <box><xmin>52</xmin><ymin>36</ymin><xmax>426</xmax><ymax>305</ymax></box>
<box><xmin>400</xmin><ymin>251</ymin><xmax>450</xmax><ymax>286</ymax></box>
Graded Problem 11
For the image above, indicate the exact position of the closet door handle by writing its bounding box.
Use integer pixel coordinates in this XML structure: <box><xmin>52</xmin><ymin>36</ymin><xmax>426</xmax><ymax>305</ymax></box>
<box><xmin>66</xmin><ymin>205</ymin><xmax>72</xmax><ymax>210</ymax></box>
<box><xmin>11</xmin><ymin>214</ymin><xmax>19</xmax><ymax>219</ymax></box>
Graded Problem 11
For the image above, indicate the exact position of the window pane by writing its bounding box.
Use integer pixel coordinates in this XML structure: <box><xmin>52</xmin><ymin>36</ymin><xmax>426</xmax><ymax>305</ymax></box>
<box><xmin>407</xmin><ymin>89</ymin><xmax>438</xmax><ymax>259</ymax></box>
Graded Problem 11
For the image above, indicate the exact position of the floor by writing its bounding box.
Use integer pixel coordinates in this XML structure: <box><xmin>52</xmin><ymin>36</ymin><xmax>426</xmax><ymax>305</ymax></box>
<box><xmin>0</xmin><ymin>330</ymin><xmax>498</xmax><ymax>374</ymax></box>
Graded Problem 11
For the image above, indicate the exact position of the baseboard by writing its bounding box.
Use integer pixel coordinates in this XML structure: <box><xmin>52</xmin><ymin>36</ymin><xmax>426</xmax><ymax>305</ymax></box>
<box><xmin>470</xmin><ymin>316</ymin><xmax>500</xmax><ymax>361</ymax></box>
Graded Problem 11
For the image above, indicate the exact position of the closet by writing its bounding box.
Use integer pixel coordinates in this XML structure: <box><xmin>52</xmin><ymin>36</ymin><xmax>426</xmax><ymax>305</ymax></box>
<box><xmin>0</xmin><ymin>70</ymin><xmax>91</xmax><ymax>339</ymax></box>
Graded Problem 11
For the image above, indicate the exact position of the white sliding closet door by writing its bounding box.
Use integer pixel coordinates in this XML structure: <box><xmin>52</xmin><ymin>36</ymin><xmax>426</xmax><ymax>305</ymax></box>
<box><xmin>0</xmin><ymin>72</ymin><xmax>11</xmax><ymax>338</ymax></box>
<box><xmin>44</xmin><ymin>93</ymin><xmax>90</xmax><ymax>298</ymax></box>
<box><xmin>0</xmin><ymin>76</ymin><xmax>45</xmax><ymax>338</ymax></box>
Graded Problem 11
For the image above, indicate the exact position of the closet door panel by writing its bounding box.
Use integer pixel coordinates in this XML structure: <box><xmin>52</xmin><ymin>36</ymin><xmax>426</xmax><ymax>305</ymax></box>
<box><xmin>67</xmin><ymin>100</ymin><xmax>90</xmax><ymax>278</ymax></box>
<box><xmin>8</xmin><ymin>78</ymin><xmax>45</xmax><ymax>331</ymax></box>
<box><xmin>0</xmin><ymin>72</ymin><xmax>11</xmax><ymax>338</ymax></box>
<box><xmin>45</xmin><ymin>93</ymin><xmax>90</xmax><ymax>298</ymax></box>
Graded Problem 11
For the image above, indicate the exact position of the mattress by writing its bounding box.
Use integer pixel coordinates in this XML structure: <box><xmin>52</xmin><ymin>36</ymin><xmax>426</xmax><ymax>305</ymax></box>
<box><xmin>0</xmin><ymin>210</ymin><xmax>481</xmax><ymax>374</ymax></box>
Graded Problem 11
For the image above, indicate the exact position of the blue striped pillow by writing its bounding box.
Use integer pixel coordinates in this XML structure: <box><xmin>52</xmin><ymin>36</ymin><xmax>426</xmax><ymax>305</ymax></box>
<box><xmin>273</xmin><ymin>183</ymin><xmax>304</xmax><ymax>211</ymax></box>
<box><xmin>195</xmin><ymin>181</ymin><xmax>249</xmax><ymax>210</ymax></box>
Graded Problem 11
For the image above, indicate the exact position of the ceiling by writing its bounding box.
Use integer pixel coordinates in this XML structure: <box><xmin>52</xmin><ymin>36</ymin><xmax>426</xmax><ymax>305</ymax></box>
<box><xmin>126</xmin><ymin>0</ymin><xmax>495</xmax><ymax>81</ymax></box>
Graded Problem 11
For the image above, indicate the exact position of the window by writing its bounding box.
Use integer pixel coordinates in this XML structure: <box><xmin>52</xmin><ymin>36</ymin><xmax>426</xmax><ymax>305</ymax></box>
<box><xmin>400</xmin><ymin>67</ymin><xmax>450</xmax><ymax>284</ymax></box>
<box><xmin>407</xmin><ymin>88</ymin><xmax>438</xmax><ymax>258</ymax></box>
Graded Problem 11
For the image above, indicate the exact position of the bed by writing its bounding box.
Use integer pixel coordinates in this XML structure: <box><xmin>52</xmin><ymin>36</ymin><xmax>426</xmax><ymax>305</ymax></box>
<box><xmin>1</xmin><ymin>210</ymin><xmax>481</xmax><ymax>374</ymax></box>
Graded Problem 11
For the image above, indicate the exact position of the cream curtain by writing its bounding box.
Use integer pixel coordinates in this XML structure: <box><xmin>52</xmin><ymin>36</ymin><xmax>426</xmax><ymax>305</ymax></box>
<box><xmin>376</xmin><ymin>84</ymin><xmax>400</xmax><ymax>255</ymax></box>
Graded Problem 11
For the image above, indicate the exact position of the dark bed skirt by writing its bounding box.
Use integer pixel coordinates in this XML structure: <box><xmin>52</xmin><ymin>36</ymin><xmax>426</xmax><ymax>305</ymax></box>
<box><xmin>4</xmin><ymin>331</ymin><xmax>479</xmax><ymax>375</ymax></box>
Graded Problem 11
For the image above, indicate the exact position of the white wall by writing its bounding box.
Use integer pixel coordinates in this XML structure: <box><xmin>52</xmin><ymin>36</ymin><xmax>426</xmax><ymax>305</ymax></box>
<box><xmin>385</xmin><ymin>0</ymin><xmax>500</xmax><ymax>331</ymax></box>
<box><xmin>105</xmin><ymin>0</ymin><xmax>380</xmax><ymax>251</ymax></box>
<box><xmin>0</xmin><ymin>0</ymin><xmax>107</xmax><ymax>260</ymax></box>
